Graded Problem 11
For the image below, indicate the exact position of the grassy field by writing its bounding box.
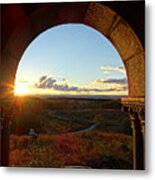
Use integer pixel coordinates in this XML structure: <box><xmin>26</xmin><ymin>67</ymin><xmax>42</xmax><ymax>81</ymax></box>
<box><xmin>10</xmin><ymin>132</ymin><xmax>132</xmax><ymax>169</ymax></box>
<box><xmin>10</xmin><ymin>96</ymin><xmax>133</xmax><ymax>169</ymax></box>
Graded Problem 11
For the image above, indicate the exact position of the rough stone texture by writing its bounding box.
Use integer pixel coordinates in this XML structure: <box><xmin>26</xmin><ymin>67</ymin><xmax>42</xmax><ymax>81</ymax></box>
<box><xmin>1</xmin><ymin>51</ymin><xmax>17</xmax><ymax>81</ymax></box>
<box><xmin>3</xmin><ymin>27</ymin><xmax>33</xmax><ymax>61</ymax></box>
<box><xmin>125</xmin><ymin>52</ymin><xmax>145</xmax><ymax>97</ymax></box>
<box><xmin>84</xmin><ymin>3</ymin><xmax>117</xmax><ymax>36</ymax></box>
<box><xmin>55</xmin><ymin>3</ymin><xmax>89</xmax><ymax>24</ymax></box>
<box><xmin>100</xmin><ymin>1</ymin><xmax>145</xmax><ymax>48</ymax></box>
<box><xmin>29</xmin><ymin>4</ymin><xmax>60</xmax><ymax>37</ymax></box>
<box><xmin>1</xmin><ymin>51</ymin><xmax>18</xmax><ymax>98</ymax></box>
<box><xmin>1</xmin><ymin>4</ymin><xmax>31</xmax><ymax>48</ymax></box>
<box><xmin>30</xmin><ymin>3</ymin><xmax>89</xmax><ymax>38</ymax></box>
<box><xmin>109</xmin><ymin>19</ymin><xmax>144</xmax><ymax>61</ymax></box>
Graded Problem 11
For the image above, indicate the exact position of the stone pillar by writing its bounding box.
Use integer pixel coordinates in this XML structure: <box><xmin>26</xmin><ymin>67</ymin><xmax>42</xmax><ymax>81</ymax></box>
<box><xmin>0</xmin><ymin>111</ymin><xmax>10</xmax><ymax>166</ymax></box>
<box><xmin>129</xmin><ymin>108</ymin><xmax>144</xmax><ymax>170</ymax></box>
<box><xmin>0</xmin><ymin>98</ymin><xmax>13</xmax><ymax>166</ymax></box>
<box><xmin>138</xmin><ymin>110</ymin><xmax>145</xmax><ymax>143</ymax></box>
<box><xmin>121</xmin><ymin>98</ymin><xmax>145</xmax><ymax>170</ymax></box>
<box><xmin>138</xmin><ymin>109</ymin><xmax>145</xmax><ymax>167</ymax></box>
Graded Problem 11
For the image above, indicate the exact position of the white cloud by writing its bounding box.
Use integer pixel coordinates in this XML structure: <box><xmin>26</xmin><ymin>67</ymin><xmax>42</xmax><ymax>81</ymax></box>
<box><xmin>103</xmin><ymin>71</ymin><xmax>109</xmax><ymax>74</ymax></box>
<box><xmin>100</xmin><ymin>65</ymin><xmax>126</xmax><ymax>74</ymax></box>
<box><xmin>35</xmin><ymin>75</ymin><xmax>128</xmax><ymax>93</ymax></box>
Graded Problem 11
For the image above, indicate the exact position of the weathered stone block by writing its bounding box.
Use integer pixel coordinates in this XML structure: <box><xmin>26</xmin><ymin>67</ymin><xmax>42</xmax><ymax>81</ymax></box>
<box><xmin>84</xmin><ymin>3</ymin><xmax>117</xmax><ymax>36</ymax></box>
<box><xmin>1</xmin><ymin>50</ymin><xmax>18</xmax><ymax>81</ymax></box>
<box><xmin>30</xmin><ymin>5</ymin><xmax>60</xmax><ymax>36</ymax></box>
<box><xmin>1</xmin><ymin>51</ymin><xmax>18</xmax><ymax>98</ymax></box>
<box><xmin>3</xmin><ymin>27</ymin><xmax>33</xmax><ymax>61</ymax></box>
<box><xmin>125</xmin><ymin>52</ymin><xmax>145</xmax><ymax>97</ymax></box>
<box><xmin>109</xmin><ymin>19</ymin><xmax>143</xmax><ymax>61</ymax></box>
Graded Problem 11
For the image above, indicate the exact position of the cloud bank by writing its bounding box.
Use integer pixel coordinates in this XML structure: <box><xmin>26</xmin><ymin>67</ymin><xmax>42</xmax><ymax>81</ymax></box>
<box><xmin>35</xmin><ymin>75</ymin><xmax>127</xmax><ymax>93</ymax></box>
<box><xmin>100</xmin><ymin>65</ymin><xmax>126</xmax><ymax>74</ymax></box>
<box><xmin>96</xmin><ymin>78</ymin><xmax>127</xmax><ymax>85</ymax></box>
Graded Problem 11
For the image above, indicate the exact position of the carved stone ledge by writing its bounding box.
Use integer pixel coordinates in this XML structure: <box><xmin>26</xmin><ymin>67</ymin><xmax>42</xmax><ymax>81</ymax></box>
<box><xmin>121</xmin><ymin>97</ymin><xmax>145</xmax><ymax>127</ymax></box>
<box><xmin>121</xmin><ymin>97</ymin><xmax>144</xmax><ymax>110</ymax></box>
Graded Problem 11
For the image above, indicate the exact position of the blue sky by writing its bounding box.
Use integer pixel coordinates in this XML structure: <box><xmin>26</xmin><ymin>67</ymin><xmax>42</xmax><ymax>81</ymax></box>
<box><xmin>15</xmin><ymin>24</ymin><xmax>128</xmax><ymax>96</ymax></box>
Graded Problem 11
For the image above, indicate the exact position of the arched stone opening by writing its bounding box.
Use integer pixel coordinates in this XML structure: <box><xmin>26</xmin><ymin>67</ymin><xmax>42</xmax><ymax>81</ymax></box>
<box><xmin>0</xmin><ymin>2</ymin><xmax>145</xmax><ymax>169</ymax></box>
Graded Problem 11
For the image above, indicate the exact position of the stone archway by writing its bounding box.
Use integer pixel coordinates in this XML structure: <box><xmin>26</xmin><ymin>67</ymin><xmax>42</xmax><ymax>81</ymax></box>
<box><xmin>0</xmin><ymin>1</ymin><xmax>145</xmax><ymax>169</ymax></box>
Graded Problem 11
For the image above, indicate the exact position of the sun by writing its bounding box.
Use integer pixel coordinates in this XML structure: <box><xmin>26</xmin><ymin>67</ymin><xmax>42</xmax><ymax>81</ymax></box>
<box><xmin>14</xmin><ymin>83</ymin><xmax>29</xmax><ymax>96</ymax></box>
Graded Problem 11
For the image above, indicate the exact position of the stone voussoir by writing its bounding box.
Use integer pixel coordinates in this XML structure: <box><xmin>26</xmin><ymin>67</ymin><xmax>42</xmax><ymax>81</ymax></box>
<box><xmin>109</xmin><ymin>18</ymin><xmax>144</xmax><ymax>61</ymax></box>
<box><xmin>125</xmin><ymin>52</ymin><xmax>145</xmax><ymax>97</ymax></box>
<box><xmin>84</xmin><ymin>2</ymin><xmax>117</xmax><ymax>36</ymax></box>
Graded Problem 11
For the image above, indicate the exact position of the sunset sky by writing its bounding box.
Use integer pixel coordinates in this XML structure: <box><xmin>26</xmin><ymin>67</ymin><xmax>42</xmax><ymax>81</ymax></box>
<box><xmin>14</xmin><ymin>24</ymin><xmax>128</xmax><ymax>96</ymax></box>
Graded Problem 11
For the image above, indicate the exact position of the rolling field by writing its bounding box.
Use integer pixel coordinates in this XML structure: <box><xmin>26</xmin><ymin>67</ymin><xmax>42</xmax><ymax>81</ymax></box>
<box><xmin>10</xmin><ymin>96</ymin><xmax>133</xmax><ymax>169</ymax></box>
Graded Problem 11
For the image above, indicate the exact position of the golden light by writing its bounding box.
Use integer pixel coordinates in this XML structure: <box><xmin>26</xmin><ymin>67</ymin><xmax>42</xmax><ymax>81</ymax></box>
<box><xmin>14</xmin><ymin>83</ymin><xmax>29</xmax><ymax>96</ymax></box>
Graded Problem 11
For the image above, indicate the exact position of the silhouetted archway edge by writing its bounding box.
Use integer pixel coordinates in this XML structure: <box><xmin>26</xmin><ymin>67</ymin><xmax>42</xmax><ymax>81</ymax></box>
<box><xmin>1</xmin><ymin>2</ymin><xmax>145</xmax><ymax>169</ymax></box>
<box><xmin>1</xmin><ymin>2</ymin><xmax>144</xmax><ymax>98</ymax></box>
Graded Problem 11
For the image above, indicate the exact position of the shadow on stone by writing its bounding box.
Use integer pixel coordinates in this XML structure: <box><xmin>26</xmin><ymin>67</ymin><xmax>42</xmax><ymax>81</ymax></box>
<box><xmin>87</xmin><ymin>155</ymin><xmax>132</xmax><ymax>169</ymax></box>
